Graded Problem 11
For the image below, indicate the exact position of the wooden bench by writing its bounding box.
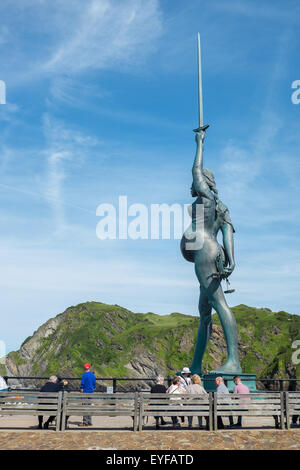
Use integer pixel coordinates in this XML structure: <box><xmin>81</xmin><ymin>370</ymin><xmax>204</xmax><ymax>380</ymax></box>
<box><xmin>0</xmin><ymin>390</ymin><xmax>63</xmax><ymax>431</ymax></box>
<box><xmin>61</xmin><ymin>392</ymin><xmax>139</xmax><ymax>431</ymax></box>
<box><xmin>138</xmin><ymin>393</ymin><xmax>213</xmax><ymax>431</ymax></box>
<box><xmin>214</xmin><ymin>392</ymin><xmax>285</xmax><ymax>429</ymax></box>
<box><xmin>286</xmin><ymin>392</ymin><xmax>300</xmax><ymax>429</ymax></box>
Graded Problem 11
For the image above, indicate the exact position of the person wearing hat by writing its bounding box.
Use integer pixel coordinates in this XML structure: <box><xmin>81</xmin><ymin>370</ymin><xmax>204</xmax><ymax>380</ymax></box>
<box><xmin>78</xmin><ymin>363</ymin><xmax>96</xmax><ymax>427</ymax></box>
<box><xmin>179</xmin><ymin>367</ymin><xmax>192</xmax><ymax>423</ymax></box>
<box><xmin>180</xmin><ymin>367</ymin><xmax>192</xmax><ymax>391</ymax></box>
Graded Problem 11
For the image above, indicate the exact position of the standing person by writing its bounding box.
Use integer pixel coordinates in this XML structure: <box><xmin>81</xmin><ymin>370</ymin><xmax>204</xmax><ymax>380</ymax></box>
<box><xmin>167</xmin><ymin>376</ymin><xmax>185</xmax><ymax>429</ymax></box>
<box><xmin>215</xmin><ymin>377</ymin><xmax>234</xmax><ymax>429</ymax></box>
<box><xmin>233</xmin><ymin>375</ymin><xmax>250</xmax><ymax>428</ymax></box>
<box><xmin>0</xmin><ymin>375</ymin><xmax>8</xmax><ymax>392</ymax></box>
<box><xmin>151</xmin><ymin>376</ymin><xmax>167</xmax><ymax>429</ymax></box>
<box><xmin>38</xmin><ymin>376</ymin><xmax>68</xmax><ymax>429</ymax></box>
<box><xmin>78</xmin><ymin>363</ymin><xmax>96</xmax><ymax>427</ymax></box>
<box><xmin>187</xmin><ymin>374</ymin><xmax>208</xmax><ymax>429</ymax></box>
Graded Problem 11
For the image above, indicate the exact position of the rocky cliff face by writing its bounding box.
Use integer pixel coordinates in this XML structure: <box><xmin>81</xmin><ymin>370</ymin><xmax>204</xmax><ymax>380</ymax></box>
<box><xmin>2</xmin><ymin>302</ymin><xmax>300</xmax><ymax>390</ymax></box>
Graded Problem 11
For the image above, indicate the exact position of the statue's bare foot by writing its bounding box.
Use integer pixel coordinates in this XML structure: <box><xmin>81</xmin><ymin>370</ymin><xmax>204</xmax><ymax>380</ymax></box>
<box><xmin>209</xmin><ymin>360</ymin><xmax>242</xmax><ymax>375</ymax></box>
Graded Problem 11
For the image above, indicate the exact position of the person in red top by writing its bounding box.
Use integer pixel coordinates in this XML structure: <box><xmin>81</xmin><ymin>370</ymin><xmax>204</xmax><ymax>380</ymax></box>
<box><xmin>233</xmin><ymin>375</ymin><xmax>250</xmax><ymax>427</ymax></box>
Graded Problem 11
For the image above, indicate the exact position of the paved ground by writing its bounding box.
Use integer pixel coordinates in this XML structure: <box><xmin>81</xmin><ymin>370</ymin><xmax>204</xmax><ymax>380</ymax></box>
<box><xmin>0</xmin><ymin>413</ymin><xmax>284</xmax><ymax>431</ymax></box>
<box><xmin>0</xmin><ymin>415</ymin><xmax>300</xmax><ymax>449</ymax></box>
<box><xmin>0</xmin><ymin>429</ymin><xmax>300</xmax><ymax>450</ymax></box>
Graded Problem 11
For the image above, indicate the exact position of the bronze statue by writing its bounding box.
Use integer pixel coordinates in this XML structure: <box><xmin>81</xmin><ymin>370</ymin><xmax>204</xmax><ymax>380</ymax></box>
<box><xmin>180</xmin><ymin>34</ymin><xmax>242</xmax><ymax>375</ymax></box>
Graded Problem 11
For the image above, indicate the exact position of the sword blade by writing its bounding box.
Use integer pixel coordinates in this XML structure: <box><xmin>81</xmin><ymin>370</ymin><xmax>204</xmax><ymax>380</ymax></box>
<box><xmin>197</xmin><ymin>33</ymin><xmax>203</xmax><ymax>128</ymax></box>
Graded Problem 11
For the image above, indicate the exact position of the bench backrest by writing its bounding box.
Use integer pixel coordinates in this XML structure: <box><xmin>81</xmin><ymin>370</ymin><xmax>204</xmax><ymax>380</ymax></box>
<box><xmin>62</xmin><ymin>392</ymin><xmax>137</xmax><ymax>414</ymax></box>
<box><xmin>139</xmin><ymin>392</ymin><xmax>213</xmax><ymax>431</ymax></box>
<box><xmin>140</xmin><ymin>393</ymin><xmax>211</xmax><ymax>416</ymax></box>
<box><xmin>286</xmin><ymin>392</ymin><xmax>300</xmax><ymax>412</ymax></box>
<box><xmin>61</xmin><ymin>392</ymin><xmax>139</xmax><ymax>431</ymax></box>
<box><xmin>0</xmin><ymin>390</ymin><xmax>62</xmax><ymax>430</ymax></box>
<box><xmin>215</xmin><ymin>392</ymin><xmax>283</xmax><ymax>416</ymax></box>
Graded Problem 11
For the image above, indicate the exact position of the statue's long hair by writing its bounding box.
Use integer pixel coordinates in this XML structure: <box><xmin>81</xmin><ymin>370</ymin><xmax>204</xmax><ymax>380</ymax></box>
<box><xmin>202</xmin><ymin>169</ymin><xmax>228</xmax><ymax>221</ymax></box>
<box><xmin>203</xmin><ymin>168</ymin><xmax>218</xmax><ymax>201</ymax></box>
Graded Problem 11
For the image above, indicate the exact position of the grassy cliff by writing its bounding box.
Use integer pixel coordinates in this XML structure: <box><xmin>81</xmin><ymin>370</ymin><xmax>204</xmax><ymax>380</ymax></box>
<box><xmin>3</xmin><ymin>302</ymin><xmax>300</xmax><ymax>384</ymax></box>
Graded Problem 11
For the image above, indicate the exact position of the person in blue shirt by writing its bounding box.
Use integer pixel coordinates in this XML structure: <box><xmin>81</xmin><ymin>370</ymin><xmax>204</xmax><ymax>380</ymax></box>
<box><xmin>78</xmin><ymin>363</ymin><xmax>96</xmax><ymax>427</ymax></box>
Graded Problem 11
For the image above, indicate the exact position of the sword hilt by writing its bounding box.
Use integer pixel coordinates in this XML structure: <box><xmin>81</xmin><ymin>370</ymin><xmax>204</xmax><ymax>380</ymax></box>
<box><xmin>193</xmin><ymin>124</ymin><xmax>209</xmax><ymax>133</ymax></box>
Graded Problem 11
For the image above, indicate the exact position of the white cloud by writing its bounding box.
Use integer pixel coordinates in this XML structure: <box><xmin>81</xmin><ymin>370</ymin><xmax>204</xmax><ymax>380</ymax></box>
<box><xmin>0</xmin><ymin>103</ymin><xmax>19</xmax><ymax>123</ymax></box>
<box><xmin>210</xmin><ymin>0</ymin><xmax>300</xmax><ymax>23</ymax></box>
<box><xmin>0</xmin><ymin>25</ymin><xmax>10</xmax><ymax>46</ymax></box>
<box><xmin>0</xmin><ymin>0</ymin><xmax>162</xmax><ymax>86</ymax></box>
<box><xmin>43</xmin><ymin>0</ymin><xmax>162</xmax><ymax>74</ymax></box>
<box><xmin>42</xmin><ymin>114</ymin><xmax>105</xmax><ymax>233</ymax></box>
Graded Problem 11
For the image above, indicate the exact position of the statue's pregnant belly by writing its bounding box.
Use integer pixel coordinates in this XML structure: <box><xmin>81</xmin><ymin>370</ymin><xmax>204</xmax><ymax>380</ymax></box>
<box><xmin>181</xmin><ymin>227</ymin><xmax>224</xmax><ymax>265</ymax></box>
<box><xmin>181</xmin><ymin>200</ymin><xmax>220</xmax><ymax>263</ymax></box>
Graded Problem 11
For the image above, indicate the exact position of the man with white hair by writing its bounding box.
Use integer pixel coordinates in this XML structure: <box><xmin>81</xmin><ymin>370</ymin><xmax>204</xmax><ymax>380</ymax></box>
<box><xmin>38</xmin><ymin>375</ymin><xmax>68</xmax><ymax>429</ymax></box>
<box><xmin>215</xmin><ymin>376</ymin><xmax>234</xmax><ymax>429</ymax></box>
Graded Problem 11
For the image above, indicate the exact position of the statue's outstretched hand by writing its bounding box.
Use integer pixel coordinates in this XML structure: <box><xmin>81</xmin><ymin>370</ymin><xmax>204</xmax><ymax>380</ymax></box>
<box><xmin>195</xmin><ymin>130</ymin><xmax>205</xmax><ymax>144</ymax></box>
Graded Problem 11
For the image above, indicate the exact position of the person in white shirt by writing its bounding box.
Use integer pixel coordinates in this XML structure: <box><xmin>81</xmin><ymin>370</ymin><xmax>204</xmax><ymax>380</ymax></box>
<box><xmin>0</xmin><ymin>375</ymin><xmax>8</xmax><ymax>391</ymax></box>
<box><xmin>178</xmin><ymin>367</ymin><xmax>192</xmax><ymax>423</ymax></box>
<box><xmin>179</xmin><ymin>367</ymin><xmax>192</xmax><ymax>390</ymax></box>
<box><xmin>167</xmin><ymin>376</ymin><xmax>185</xmax><ymax>428</ymax></box>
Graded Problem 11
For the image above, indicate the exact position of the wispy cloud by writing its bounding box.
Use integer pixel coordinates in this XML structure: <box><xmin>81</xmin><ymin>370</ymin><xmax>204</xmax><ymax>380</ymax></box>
<box><xmin>43</xmin><ymin>0</ymin><xmax>162</xmax><ymax>75</ymax></box>
<box><xmin>218</xmin><ymin>30</ymin><xmax>290</xmax><ymax>203</ymax></box>
<box><xmin>0</xmin><ymin>0</ymin><xmax>163</xmax><ymax>88</ymax></box>
<box><xmin>48</xmin><ymin>76</ymin><xmax>108</xmax><ymax>109</ymax></box>
<box><xmin>0</xmin><ymin>25</ymin><xmax>10</xmax><ymax>46</ymax></box>
<box><xmin>0</xmin><ymin>146</ymin><xmax>14</xmax><ymax>175</ymax></box>
<box><xmin>42</xmin><ymin>114</ymin><xmax>104</xmax><ymax>233</ymax></box>
<box><xmin>0</xmin><ymin>103</ymin><xmax>19</xmax><ymax>123</ymax></box>
<box><xmin>210</xmin><ymin>0</ymin><xmax>300</xmax><ymax>23</ymax></box>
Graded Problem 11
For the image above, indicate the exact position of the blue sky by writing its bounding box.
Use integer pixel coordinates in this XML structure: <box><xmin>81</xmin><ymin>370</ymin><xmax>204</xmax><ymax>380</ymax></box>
<box><xmin>0</xmin><ymin>0</ymin><xmax>300</xmax><ymax>353</ymax></box>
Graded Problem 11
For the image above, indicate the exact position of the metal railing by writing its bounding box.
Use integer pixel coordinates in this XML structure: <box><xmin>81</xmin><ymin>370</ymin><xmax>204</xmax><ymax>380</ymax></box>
<box><xmin>3</xmin><ymin>376</ymin><xmax>300</xmax><ymax>392</ymax></box>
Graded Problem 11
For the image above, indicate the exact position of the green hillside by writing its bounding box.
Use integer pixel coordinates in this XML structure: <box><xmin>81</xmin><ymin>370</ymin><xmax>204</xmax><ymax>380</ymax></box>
<box><xmin>2</xmin><ymin>302</ymin><xmax>300</xmax><ymax>384</ymax></box>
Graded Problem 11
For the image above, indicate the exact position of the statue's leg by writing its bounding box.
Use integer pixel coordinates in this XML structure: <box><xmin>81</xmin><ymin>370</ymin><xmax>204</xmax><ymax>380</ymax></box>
<box><xmin>194</xmin><ymin>257</ymin><xmax>241</xmax><ymax>374</ymax></box>
<box><xmin>206</xmin><ymin>279</ymin><xmax>241</xmax><ymax>374</ymax></box>
<box><xmin>190</xmin><ymin>287</ymin><xmax>212</xmax><ymax>376</ymax></box>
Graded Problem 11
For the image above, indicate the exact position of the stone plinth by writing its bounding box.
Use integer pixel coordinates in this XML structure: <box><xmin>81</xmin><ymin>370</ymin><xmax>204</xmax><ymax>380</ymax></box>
<box><xmin>202</xmin><ymin>373</ymin><xmax>257</xmax><ymax>392</ymax></box>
